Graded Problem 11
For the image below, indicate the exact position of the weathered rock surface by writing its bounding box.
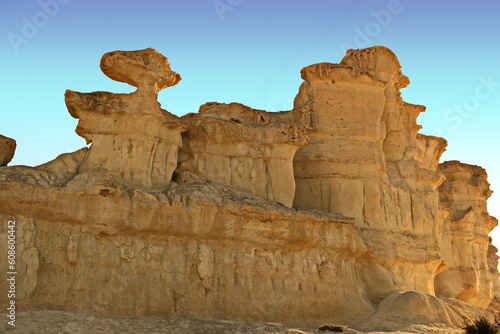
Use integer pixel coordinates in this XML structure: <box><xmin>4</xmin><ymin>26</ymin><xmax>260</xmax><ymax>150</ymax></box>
<box><xmin>37</xmin><ymin>147</ymin><xmax>88</xmax><ymax>176</ymax></box>
<box><xmin>488</xmin><ymin>233</ymin><xmax>500</xmax><ymax>315</ymax></box>
<box><xmin>0</xmin><ymin>170</ymin><xmax>373</xmax><ymax>326</ymax></box>
<box><xmin>435</xmin><ymin>161</ymin><xmax>497</xmax><ymax>309</ymax></box>
<box><xmin>0</xmin><ymin>47</ymin><xmax>498</xmax><ymax>332</ymax></box>
<box><xmin>66</xmin><ymin>48</ymin><xmax>186</xmax><ymax>191</ymax></box>
<box><xmin>291</xmin><ymin>46</ymin><xmax>447</xmax><ymax>302</ymax></box>
<box><xmin>354</xmin><ymin>291</ymin><xmax>495</xmax><ymax>333</ymax></box>
<box><xmin>179</xmin><ymin>103</ymin><xmax>308</xmax><ymax>207</ymax></box>
<box><xmin>0</xmin><ymin>134</ymin><xmax>16</xmax><ymax>166</ymax></box>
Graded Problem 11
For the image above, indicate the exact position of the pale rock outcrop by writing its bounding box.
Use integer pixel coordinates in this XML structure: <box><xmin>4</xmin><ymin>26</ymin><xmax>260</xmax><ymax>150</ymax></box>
<box><xmin>0</xmin><ymin>47</ymin><xmax>498</xmax><ymax>332</ymax></box>
<box><xmin>0</xmin><ymin>170</ymin><xmax>373</xmax><ymax>326</ymax></box>
<box><xmin>435</xmin><ymin>161</ymin><xmax>496</xmax><ymax>309</ymax></box>
<box><xmin>0</xmin><ymin>165</ymin><xmax>69</xmax><ymax>188</ymax></box>
<box><xmin>0</xmin><ymin>134</ymin><xmax>16</xmax><ymax>166</ymax></box>
<box><xmin>37</xmin><ymin>147</ymin><xmax>88</xmax><ymax>175</ymax></box>
<box><xmin>416</xmin><ymin>134</ymin><xmax>448</xmax><ymax>172</ymax></box>
<box><xmin>66</xmin><ymin>48</ymin><xmax>187</xmax><ymax>191</ymax></box>
<box><xmin>487</xmin><ymin>236</ymin><xmax>500</xmax><ymax>314</ymax></box>
<box><xmin>179</xmin><ymin>103</ymin><xmax>308</xmax><ymax>207</ymax></box>
<box><xmin>2</xmin><ymin>170</ymin><xmax>494</xmax><ymax>329</ymax></box>
<box><xmin>354</xmin><ymin>291</ymin><xmax>495</xmax><ymax>333</ymax></box>
<box><xmin>292</xmin><ymin>46</ymin><xmax>446</xmax><ymax>302</ymax></box>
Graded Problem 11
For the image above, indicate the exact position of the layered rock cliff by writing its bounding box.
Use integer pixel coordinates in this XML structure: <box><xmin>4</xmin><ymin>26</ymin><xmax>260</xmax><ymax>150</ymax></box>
<box><xmin>291</xmin><ymin>47</ymin><xmax>447</xmax><ymax>303</ymax></box>
<box><xmin>488</xmin><ymin>239</ymin><xmax>500</xmax><ymax>315</ymax></box>
<box><xmin>178</xmin><ymin>102</ymin><xmax>308</xmax><ymax>208</ymax></box>
<box><xmin>0</xmin><ymin>46</ymin><xmax>498</xmax><ymax>331</ymax></box>
<box><xmin>435</xmin><ymin>161</ymin><xmax>497</xmax><ymax>309</ymax></box>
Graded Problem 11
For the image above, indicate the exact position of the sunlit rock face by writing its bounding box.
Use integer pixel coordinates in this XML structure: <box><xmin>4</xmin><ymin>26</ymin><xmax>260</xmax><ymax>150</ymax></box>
<box><xmin>486</xmin><ymin>237</ymin><xmax>500</xmax><ymax>315</ymax></box>
<box><xmin>435</xmin><ymin>161</ymin><xmax>497</xmax><ymax>309</ymax></box>
<box><xmin>178</xmin><ymin>102</ymin><xmax>308</xmax><ymax>208</ymax></box>
<box><xmin>0</xmin><ymin>47</ymin><xmax>497</xmax><ymax>330</ymax></box>
<box><xmin>65</xmin><ymin>48</ymin><xmax>187</xmax><ymax>191</ymax></box>
<box><xmin>292</xmin><ymin>46</ymin><xmax>447</xmax><ymax>301</ymax></box>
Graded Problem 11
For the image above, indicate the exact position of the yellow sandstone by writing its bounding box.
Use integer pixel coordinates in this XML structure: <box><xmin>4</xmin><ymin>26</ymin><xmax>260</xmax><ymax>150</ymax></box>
<box><xmin>0</xmin><ymin>47</ymin><xmax>497</xmax><ymax>332</ymax></box>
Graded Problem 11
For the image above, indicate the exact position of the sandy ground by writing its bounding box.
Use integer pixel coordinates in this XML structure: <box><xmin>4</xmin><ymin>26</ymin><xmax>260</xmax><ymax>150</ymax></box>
<box><xmin>0</xmin><ymin>310</ymin><xmax>466</xmax><ymax>334</ymax></box>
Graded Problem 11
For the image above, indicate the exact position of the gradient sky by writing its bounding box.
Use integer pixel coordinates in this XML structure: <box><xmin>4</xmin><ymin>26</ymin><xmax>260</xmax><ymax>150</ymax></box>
<box><xmin>1</xmin><ymin>0</ymin><xmax>499</xmax><ymax>250</ymax></box>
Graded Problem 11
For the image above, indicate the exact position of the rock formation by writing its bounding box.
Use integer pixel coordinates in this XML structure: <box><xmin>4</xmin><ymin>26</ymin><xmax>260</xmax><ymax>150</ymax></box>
<box><xmin>488</xmin><ymin>239</ymin><xmax>500</xmax><ymax>315</ymax></box>
<box><xmin>292</xmin><ymin>47</ymin><xmax>447</xmax><ymax>302</ymax></box>
<box><xmin>0</xmin><ymin>135</ymin><xmax>16</xmax><ymax>166</ymax></box>
<box><xmin>179</xmin><ymin>102</ymin><xmax>308</xmax><ymax>208</ymax></box>
<box><xmin>435</xmin><ymin>161</ymin><xmax>497</xmax><ymax>309</ymax></box>
<box><xmin>66</xmin><ymin>48</ymin><xmax>186</xmax><ymax>191</ymax></box>
<box><xmin>0</xmin><ymin>47</ymin><xmax>498</xmax><ymax>332</ymax></box>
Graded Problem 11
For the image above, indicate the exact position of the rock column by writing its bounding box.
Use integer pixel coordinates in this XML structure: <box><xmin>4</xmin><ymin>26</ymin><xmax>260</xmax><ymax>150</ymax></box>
<box><xmin>65</xmin><ymin>48</ymin><xmax>186</xmax><ymax>190</ymax></box>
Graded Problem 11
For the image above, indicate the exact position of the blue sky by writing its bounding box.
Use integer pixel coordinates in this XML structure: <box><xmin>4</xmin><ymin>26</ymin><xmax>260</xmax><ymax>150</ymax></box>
<box><xmin>1</xmin><ymin>0</ymin><xmax>499</xmax><ymax>249</ymax></box>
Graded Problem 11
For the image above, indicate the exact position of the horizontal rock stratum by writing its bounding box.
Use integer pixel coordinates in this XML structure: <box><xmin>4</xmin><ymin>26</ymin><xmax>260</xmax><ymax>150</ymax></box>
<box><xmin>0</xmin><ymin>46</ymin><xmax>498</xmax><ymax>333</ymax></box>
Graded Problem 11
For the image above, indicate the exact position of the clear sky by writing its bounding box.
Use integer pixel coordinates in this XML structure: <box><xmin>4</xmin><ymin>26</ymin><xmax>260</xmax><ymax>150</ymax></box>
<box><xmin>1</xmin><ymin>0</ymin><xmax>499</xmax><ymax>251</ymax></box>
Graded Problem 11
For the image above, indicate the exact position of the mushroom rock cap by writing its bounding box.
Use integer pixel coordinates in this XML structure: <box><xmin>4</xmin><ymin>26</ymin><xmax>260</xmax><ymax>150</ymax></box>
<box><xmin>341</xmin><ymin>46</ymin><xmax>410</xmax><ymax>89</ymax></box>
<box><xmin>100</xmin><ymin>48</ymin><xmax>181</xmax><ymax>93</ymax></box>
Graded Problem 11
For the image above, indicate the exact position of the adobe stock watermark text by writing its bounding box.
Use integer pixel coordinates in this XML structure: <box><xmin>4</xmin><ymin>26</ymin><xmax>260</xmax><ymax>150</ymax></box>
<box><xmin>6</xmin><ymin>218</ymin><xmax>17</xmax><ymax>327</ymax></box>
<box><xmin>7</xmin><ymin>0</ymin><xmax>71</xmax><ymax>54</ymax></box>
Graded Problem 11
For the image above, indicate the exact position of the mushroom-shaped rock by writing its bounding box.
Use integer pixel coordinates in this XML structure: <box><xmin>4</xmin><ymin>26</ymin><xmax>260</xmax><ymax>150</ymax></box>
<box><xmin>65</xmin><ymin>48</ymin><xmax>186</xmax><ymax>190</ymax></box>
<box><xmin>100</xmin><ymin>48</ymin><xmax>181</xmax><ymax>94</ymax></box>
<box><xmin>0</xmin><ymin>135</ymin><xmax>16</xmax><ymax>166</ymax></box>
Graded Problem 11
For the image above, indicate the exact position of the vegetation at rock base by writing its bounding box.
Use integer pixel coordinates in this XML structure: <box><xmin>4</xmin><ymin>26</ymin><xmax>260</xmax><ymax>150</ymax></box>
<box><xmin>463</xmin><ymin>316</ymin><xmax>500</xmax><ymax>334</ymax></box>
<box><xmin>318</xmin><ymin>324</ymin><xmax>345</xmax><ymax>332</ymax></box>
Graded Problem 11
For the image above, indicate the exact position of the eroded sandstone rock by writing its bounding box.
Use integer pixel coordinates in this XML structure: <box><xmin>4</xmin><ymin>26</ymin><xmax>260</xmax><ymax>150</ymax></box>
<box><xmin>435</xmin><ymin>161</ymin><xmax>496</xmax><ymax>309</ymax></box>
<box><xmin>100</xmin><ymin>48</ymin><xmax>181</xmax><ymax>93</ymax></box>
<box><xmin>179</xmin><ymin>103</ymin><xmax>308</xmax><ymax>207</ymax></box>
<box><xmin>292</xmin><ymin>46</ymin><xmax>447</xmax><ymax>302</ymax></box>
<box><xmin>0</xmin><ymin>171</ymin><xmax>372</xmax><ymax>326</ymax></box>
<box><xmin>37</xmin><ymin>147</ymin><xmax>88</xmax><ymax>175</ymax></box>
<box><xmin>354</xmin><ymin>291</ymin><xmax>495</xmax><ymax>333</ymax></box>
<box><xmin>0</xmin><ymin>47</ymin><xmax>497</xmax><ymax>331</ymax></box>
<box><xmin>487</xmin><ymin>236</ymin><xmax>500</xmax><ymax>314</ymax></box>
<box><xmin>66</xmin><ymin>48</ymin><xmax>187</xmax><ymax>191</ymax></box>
<box><xmin>0</xmin><ymin>134</ymin><xmax>16</xmax><ymax>166</ymax></box>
